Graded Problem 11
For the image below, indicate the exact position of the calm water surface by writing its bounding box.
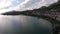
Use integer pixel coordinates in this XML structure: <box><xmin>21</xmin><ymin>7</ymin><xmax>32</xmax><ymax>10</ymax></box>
<box><xmin>0</xmin><ymin>15</ymin><xmax>52</xmax><ymax>34</ymax></box>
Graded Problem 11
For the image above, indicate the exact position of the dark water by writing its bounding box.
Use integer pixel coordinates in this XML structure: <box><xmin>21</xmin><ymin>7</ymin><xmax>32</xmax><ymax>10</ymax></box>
<box><xmin>0</xmin><ymin>15</ymin><xmax>52</xmax><ymax>34</ymax></box>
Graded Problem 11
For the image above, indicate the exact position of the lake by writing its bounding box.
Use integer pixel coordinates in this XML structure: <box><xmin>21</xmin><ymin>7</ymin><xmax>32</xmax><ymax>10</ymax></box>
<box><xmin>0</xmin><ymin>15</ymin><xmax>52</xmax><ymax>34</ymax></box>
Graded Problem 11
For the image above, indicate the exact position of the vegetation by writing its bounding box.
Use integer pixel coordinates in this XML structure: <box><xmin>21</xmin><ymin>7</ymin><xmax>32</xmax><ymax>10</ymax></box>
<box><xmin>1</xmin><ymin>0</ymin><xmax>60</xmax><ymax>34</ymax></box>
<box><xmin>2</xmin><ymin>0</ymin><xmax>60</xmax><ymax>15</ymax></box>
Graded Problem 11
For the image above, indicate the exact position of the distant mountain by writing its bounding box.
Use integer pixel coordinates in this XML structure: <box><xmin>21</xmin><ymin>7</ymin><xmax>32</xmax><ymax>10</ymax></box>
<box><xmin>1</xmin><ymin>0</ymin><xmax>60</xmax><ymax>15</ymax></box>
<box><xmin>2</xmin><ymin>11</ymin><xmax>23</xmax><ymax>15</ymax></box>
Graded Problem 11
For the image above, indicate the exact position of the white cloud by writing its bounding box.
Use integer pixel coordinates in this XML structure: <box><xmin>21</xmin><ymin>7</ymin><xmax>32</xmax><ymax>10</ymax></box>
<box><xmin>0</xmin><ymin>0</ymin><xmax>16</xmax><ymax>13</ymax></box>
<box><xmin>0</xmin><ymin>0</ymin><xmax>58</xmax><ymax>13</ymax></box>
<box><xmin>0</xmin><ymin>0</ymin><xmax>14</xmax><ymax>9</ymax></box>
<box><xmin>16</xmin><ymin>0</ymin><xmax>58</xmax><ymax>10</ymax></box>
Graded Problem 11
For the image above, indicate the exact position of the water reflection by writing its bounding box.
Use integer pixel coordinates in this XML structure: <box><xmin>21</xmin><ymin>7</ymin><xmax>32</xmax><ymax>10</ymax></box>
<box><xmin>0</xmin><ymin>15</ymin><xmax>52</xmax><ymax>34</ymax></box>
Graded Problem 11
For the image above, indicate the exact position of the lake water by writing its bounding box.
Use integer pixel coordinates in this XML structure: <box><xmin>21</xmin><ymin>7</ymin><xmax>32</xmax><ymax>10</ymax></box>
<box><xmin>0</xmin><ymin>15</ymin><xmax>52</xmax><ymax>34</ymax></box>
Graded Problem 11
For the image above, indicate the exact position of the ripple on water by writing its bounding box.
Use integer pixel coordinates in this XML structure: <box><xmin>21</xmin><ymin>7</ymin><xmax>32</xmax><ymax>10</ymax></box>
<box><xmin>0</xmin><ymin>15</ymin><xmax>52</xmax><ymax>34</ymax></box>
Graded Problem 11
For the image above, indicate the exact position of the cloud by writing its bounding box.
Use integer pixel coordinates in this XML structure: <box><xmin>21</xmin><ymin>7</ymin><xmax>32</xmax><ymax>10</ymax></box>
<box><xmin>0</xmin><ymin>0</ymin><xmax>58</xmax><ymax>13</ymax></box>
<box><xmin>16</xmin><ymin>0</ymin><xmax>58</xmax><ymax>10</ymax></box>
<box><xmin>0</xmin><ymin>0</ymin><xmax>17</xmax><ymax>13</ymax></box>
<box><xmin>0</xmin><ymin>0</ymin><xmax>13</xmax><ymax>8</ymax></box>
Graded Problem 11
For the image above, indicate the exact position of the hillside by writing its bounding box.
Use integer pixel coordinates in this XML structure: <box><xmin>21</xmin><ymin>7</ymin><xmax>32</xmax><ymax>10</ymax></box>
<box><xmin>2</xmin><ymin>0</ymin><xmax>60</xmax><ymax>21</ymax></box>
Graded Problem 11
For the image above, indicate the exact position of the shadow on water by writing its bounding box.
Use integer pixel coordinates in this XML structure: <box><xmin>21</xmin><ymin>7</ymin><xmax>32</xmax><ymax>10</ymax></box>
<box><xmin>21</xmin><ymin>14</ymin><xmax>60</xmax><ymax>24</ymax></box>
<box><xmin>1</xmin><ymin>15</ymin><xmax>52</xmax><ymax>34</ymax></box>
<box><xmin>22</xmin><ymin>15</ymin><xmax>60</xmax><ymax>34</ymax></box>
<box><xmin>1</xmin><ymin>12</ymin><xmax>60</xmax><ymax>34</ymax></box>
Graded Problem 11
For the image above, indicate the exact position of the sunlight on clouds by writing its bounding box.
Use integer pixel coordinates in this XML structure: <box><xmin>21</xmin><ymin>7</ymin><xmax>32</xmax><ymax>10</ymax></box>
<box><xmin>0</xmin><ymin>0</ymin><xmax>13</xmax><ymax>8</ymax></box>
<box><xmin>0</xmin><ymin>0</ymin><xmax>58</xmax><ymax>13</ymax></box>
<box><xmin>16</xmin><ymin>0</ymin><xmax>58</xmax><ymax>11</ymax></box>
<box><xmin>0</xmin><ymin>0</ymin><xmax>15</xmax><ymax>13</ymax></box>
<box><xmin>0</xmin><ymin>7</ymin><xmax>15</xmax><ymax>13</ymax></box>
<box><xmin>0</xmin><ymin>0</ymin><xmax>24</xmax><ymax>13</ymax></box>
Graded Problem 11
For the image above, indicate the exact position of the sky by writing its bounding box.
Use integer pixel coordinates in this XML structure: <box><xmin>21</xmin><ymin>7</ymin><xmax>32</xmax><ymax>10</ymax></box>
<box><xmin>0</xmin><ymin>0</ymin><xmax>57</xmax><ymax>33</ymax></box>
<box><xmin>0</xmin><ymin>0</ymin><xmax>58</xmax><ymax>13</ymax></box>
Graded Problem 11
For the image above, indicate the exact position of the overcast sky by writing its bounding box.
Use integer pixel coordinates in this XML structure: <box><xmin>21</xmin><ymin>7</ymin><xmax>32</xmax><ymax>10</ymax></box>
<box><xmin>0</xmin><ymin>0</ymin><xmax>58</xmax><ymax>13</ymax></box>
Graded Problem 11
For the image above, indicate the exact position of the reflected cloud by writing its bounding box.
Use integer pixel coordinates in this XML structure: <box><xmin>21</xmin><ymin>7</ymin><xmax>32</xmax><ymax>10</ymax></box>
<box><xmin>0</xmin><ymin>15</ymin><xmax>52</xmax><ymax>34</ymax></box>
